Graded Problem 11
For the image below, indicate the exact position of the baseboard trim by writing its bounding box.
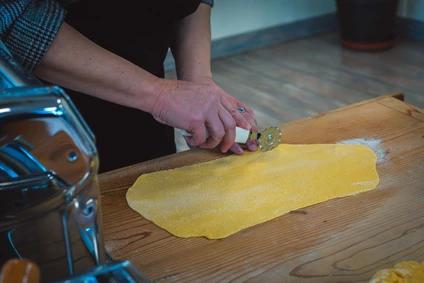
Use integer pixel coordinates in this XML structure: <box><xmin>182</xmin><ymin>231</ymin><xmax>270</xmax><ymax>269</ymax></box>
<box><xmin>164</xmin><ymin>13</ymin><xmax>423</xmax><ymax>72</ymax></box>
<box><xmin>164</xmin><ymin>13</ymin><xmax>338</xmax><ymax>71</ymax></box>
<box><xmin>396</xmin><ymin>17</ymin><xmax>424</xmax><ymax>40</ymax></box>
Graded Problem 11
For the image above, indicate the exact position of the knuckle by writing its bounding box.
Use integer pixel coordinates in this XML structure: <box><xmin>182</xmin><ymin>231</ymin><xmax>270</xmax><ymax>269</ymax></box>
<box><xmin>190</xmin><ymin>113</ymin><xmax>204</xmax><ymax>124</ymax></box>
<box><xmin>216</xmin><ymin>129</ymin><xmax>225</xmax><ymax>139</ymax></box>
<box><xmin>203</xmin><ymin>96</ymin><xmax>217</xmax><ymax>110</ymax></box>
<box><xmin>229</xmin><ymin>108</ymin><xmax>239</xmax><ymax>117</ymax></box>
<box><xmin>227</xmin><ymin>120</ymin><xmax>236</xmax><ymax>130</ymax></box>
<box><xmin>209</xmin><ymin>94</ymin><xmax>221</xmax><ymax>105</ymax></box>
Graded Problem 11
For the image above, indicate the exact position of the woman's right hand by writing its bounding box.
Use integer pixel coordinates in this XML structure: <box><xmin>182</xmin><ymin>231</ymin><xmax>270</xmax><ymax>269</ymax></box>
<box><xmin>151</xmin><ymin>79</ymin><xmax>253</xmax><ymax>153</ymax></box>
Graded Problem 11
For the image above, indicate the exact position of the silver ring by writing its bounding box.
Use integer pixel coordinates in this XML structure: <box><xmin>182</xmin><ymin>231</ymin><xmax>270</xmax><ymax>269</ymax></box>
<box><xmin>237</xmin><ymin>107</ymin><xmax>245</xmax><ymax>113</ymax></box>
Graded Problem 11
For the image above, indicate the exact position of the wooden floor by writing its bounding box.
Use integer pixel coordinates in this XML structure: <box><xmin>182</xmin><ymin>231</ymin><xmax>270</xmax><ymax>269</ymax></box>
<box><xmin>166</xmin><ymin>32</ymin><xmax>424</xmax><ymax>152</ymax></box>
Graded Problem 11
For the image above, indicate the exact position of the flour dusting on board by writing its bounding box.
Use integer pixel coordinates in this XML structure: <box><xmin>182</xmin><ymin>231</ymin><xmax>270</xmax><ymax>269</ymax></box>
<box><xmin>337</xmin><ymin>138</ymin><xmax>386</xmax><ymax>163</ymax></box>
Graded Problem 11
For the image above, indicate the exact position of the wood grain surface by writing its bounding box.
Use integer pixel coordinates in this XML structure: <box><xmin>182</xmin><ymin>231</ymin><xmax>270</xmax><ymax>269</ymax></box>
<box><xmin>99</xmin><ymin>93</ymin><xmax>424</xmax><ymax>282</ymax></box>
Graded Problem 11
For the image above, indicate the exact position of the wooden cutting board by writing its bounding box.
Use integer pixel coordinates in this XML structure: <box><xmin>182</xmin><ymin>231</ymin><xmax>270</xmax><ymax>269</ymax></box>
<box><xmin>98</xmin><ymin>92</ymin><xmax>424</xmax><ymax>282</ymax></box>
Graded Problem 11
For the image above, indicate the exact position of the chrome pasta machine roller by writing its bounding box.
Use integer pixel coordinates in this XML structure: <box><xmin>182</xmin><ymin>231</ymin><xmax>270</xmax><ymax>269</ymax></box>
<box><xmin>0</xmin><ymin>41</ymin><xmax>150</xmax><ymax>282</ymax></box>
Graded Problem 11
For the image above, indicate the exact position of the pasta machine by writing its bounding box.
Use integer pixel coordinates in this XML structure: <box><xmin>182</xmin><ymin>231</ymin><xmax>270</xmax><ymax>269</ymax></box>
<box><xmin>0</xmin><ymin>40</ymin><xmax>150</xmax><ymax>282</ymax></box>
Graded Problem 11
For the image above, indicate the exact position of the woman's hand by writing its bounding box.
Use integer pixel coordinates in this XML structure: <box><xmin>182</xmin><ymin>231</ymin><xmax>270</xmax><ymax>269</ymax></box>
<box><xmin>187</xmin><ymin>77</ymin><xmax>259</xmax><ymax>154</ymax></box>
<box><xmin>152</xmin><ymin>78</ymin><xmax>258</xmax><ymax>154</ymax></box>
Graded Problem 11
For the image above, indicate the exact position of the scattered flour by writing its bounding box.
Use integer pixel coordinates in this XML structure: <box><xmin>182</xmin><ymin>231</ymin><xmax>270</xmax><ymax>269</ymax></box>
<box><xmin>105</xmin><ymin>241</ymin><xmax>118</xmax><ymax>254</ymax></box>
<box><xmin>337</xmin><ymin>138</ymin><xmax>387</xmax><ymax>163</ymax></box>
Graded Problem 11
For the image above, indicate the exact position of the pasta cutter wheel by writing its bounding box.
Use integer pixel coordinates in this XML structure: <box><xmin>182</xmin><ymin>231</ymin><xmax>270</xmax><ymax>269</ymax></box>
<box><xmin>256</xmin><ymin>126</ymin><xmax>282</xmax><ymax>152</ymax></box>
<box><xmin>179</xmin><ymin>125</ymin><xmax>282</xmax><ymax>152</ymax></box>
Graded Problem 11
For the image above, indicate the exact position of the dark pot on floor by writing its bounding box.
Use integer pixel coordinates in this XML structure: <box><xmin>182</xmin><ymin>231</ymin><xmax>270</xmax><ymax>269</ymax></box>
<box><xmin>335</xmin><ymin>0</ymin><xmax>399</xmax><ymax>51</ymax></box>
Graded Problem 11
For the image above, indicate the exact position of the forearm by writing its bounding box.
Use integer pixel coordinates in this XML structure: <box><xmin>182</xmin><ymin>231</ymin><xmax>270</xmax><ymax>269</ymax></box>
<box><xmin>171</xmin><ymin>3</ymin><xmax>212</xmax><ymax>82</ymax></box>
<box><xmin>33</xmin><ymin>22</ymin><xmax>161</xmax><ymax>113</ymax></box>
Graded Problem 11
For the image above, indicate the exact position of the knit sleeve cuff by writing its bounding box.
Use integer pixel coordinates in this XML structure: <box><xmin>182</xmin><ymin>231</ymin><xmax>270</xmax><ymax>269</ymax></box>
<box><xmin>3</xmin><ymin>0</ymin><xmax>67</xmax><ymax>72</ymax></box>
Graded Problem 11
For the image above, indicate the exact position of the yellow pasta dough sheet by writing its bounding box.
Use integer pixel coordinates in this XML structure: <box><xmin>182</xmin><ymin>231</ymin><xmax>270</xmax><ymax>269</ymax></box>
<box><xmin>370</xmin><ymin>261</ymin><xmax>424</xmax><ymax>283</ymax></box>
<box><xmin>126</xmin><ymin>144</ymin><xmax>379</xmax><ymax>239</ymax></box>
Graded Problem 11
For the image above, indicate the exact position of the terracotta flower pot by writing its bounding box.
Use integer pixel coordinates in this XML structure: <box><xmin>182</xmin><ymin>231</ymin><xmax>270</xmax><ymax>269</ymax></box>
<box><xmin>335</xmin><ymin>0</ymin><xmax>399</xmax><ymax>51</ymax></box>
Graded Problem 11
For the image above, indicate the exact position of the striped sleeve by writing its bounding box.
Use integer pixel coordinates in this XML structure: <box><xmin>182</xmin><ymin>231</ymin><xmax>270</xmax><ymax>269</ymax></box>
<box><xmin>0</xmin><ymin>0</ymin><xmax>67</xmax><ymax>72</ymax></box>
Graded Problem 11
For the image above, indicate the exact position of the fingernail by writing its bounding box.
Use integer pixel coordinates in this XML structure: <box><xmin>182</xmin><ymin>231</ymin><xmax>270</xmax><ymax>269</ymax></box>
<box><xmin>249</xmin><ymin>143</ymin><xmax>258</xmax><ymax>151</ymax></box>
<box><xmin>221</xmin><ymin>144</ymin><xmax>232</xmax><ymax>153</ymax></box>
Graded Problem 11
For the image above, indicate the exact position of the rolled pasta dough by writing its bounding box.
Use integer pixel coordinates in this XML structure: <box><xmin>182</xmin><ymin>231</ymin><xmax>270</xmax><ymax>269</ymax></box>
<box><xmin>126</xmin><ymin>144</ymin><xmax>379</xmax><ymax>239</ymax></box>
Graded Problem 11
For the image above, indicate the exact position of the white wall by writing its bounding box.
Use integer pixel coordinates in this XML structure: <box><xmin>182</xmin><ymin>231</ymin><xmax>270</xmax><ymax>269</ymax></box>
<box><xmin>209</xmin><ymin>0</ymin><xmax>424</xmax><ymax>41</ymax></box>
<box><xmin>210</xmin><ymin>0</ymin><xmax>336</xmax><ymax>40</ymax></box>
<box><xmin>398</xmin><ymin>0</ymin><xmax>424</xmax><ymax>21</ymax></box>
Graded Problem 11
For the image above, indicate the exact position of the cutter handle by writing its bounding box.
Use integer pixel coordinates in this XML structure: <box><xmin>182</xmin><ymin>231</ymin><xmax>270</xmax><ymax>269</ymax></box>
<box><xmin>180</xmin><ymin>126</ymin><xmax>250</xmax><ymax>144</ymax></box>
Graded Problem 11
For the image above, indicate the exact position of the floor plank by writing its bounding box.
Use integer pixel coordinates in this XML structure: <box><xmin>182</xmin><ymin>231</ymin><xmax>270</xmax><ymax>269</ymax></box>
<box><xmin>166</xmin><ymin>32</ymin><xmax>424</xmax><ymax>152</ymax></box>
